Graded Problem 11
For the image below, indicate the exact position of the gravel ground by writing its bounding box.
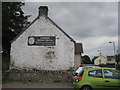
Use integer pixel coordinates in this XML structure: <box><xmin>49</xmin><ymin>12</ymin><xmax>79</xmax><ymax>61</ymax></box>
<box><xmin>2</xmin><ymin>82</ymin><xmax>74</xmax><ymax>88</ymax></box>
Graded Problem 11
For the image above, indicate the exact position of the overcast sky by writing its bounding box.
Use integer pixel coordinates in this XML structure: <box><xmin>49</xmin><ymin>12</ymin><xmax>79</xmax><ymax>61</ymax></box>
<box><xmin>22</xmin><ymin>1</ymin><xmax>118</xmax><ymax>59</ymax></box>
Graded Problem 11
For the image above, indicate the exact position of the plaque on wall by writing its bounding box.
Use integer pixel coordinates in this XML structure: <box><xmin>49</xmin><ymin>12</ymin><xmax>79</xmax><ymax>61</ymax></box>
<box><xmin>28</xmin><ymin>36</ymin><xmax>56</xmax><ymax>46</ymax></box>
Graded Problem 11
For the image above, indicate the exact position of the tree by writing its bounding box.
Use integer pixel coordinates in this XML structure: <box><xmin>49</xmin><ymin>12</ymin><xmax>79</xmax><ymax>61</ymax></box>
<box><xmin>2</xmin><ymin>2</ymin><xmax>30</xmax><ymax>55</ymax></box>
<box><xmin>115</xmin><ymin>53</ymin><xmax>120</xmax><ymax>64</ymax></box>
<box><xmin>2</xmin><ymin>2</ymin><xmax>30</xmax><ymax>70</ymax></box>
<box><xmin>82</xmin><ymin>55</ymin><xmax>92</xmax><ymax>64</ymax></box>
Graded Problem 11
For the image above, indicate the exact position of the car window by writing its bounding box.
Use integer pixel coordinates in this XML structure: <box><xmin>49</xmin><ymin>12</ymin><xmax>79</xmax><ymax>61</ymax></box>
<box><xmin>88</xmin><ymin>69</ymin><xmax>103</xmax><ymax>78</ymax></box>
<box><xmin>78</xmin><ymin>70</ymin><xmax>84</xmax><ymax>76</ymax></box>
<box><xmin>104</xmin><ymin>69</ymin><xmax>120</xmax><ymax>79</ymax></box>
<box><xmin>76</xmin><ymin>67</ymin><xmax>83</xmax><ymax>73</ymax></box>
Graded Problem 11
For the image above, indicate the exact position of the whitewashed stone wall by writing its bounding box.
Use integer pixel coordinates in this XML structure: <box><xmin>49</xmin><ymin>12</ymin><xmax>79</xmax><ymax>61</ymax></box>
<box><xmin>11</xmin><ymin>16</ymin><xmax>75</xmax><ymax>70</ymax></box>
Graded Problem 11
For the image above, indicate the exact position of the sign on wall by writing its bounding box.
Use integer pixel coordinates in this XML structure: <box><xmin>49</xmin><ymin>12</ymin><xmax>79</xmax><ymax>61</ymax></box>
<box><xmin>28</xmin><ymin>36</ymin><xmax>56</xmax><ymax>46</ymax></box>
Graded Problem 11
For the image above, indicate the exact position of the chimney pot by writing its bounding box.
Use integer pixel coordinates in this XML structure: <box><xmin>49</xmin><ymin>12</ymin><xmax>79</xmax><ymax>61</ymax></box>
<box><xmin>38</xmin><ymin>6</ymin><xmax>48</xmax><ymax>17</ymax></box>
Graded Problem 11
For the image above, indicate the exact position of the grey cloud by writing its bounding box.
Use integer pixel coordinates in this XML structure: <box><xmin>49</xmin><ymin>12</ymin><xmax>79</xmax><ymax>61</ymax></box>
<box><xmin>51</xmin><ymin>2</ymin><xmax>117</xmax><ymax>38</ymax></box>
<box><xmin>23</xmin><ymin>2</ymin><xmax>118</xmax><ymax>58</ymax></box>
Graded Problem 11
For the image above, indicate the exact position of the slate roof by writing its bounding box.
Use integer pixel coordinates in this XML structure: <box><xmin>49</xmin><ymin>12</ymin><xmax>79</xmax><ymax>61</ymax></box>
<box><xmin>107</xmin><ymin>56</ymin><xmax>115</xmax><ymax>61</ymax></box>
<box><xmin>75</xmin><ymin>43</ymin><xmax>83</xmax><ymax>54</ymax></box>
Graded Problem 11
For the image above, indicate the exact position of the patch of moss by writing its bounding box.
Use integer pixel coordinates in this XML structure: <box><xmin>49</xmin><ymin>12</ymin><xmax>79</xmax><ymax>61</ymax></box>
<box><xmin>32</xmin><ymin>68</ymin><xmax>41</xmax><ymax>72</ymax></box>
<box><xmin>2</xmin><ymin>79</ymin><xmax>14</xmax><ymax>84</ymax></box>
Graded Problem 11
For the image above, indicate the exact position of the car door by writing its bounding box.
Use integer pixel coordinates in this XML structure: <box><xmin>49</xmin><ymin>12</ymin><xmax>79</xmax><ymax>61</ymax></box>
<box><xmin>87</xmin><ymin>69</ymin><xmax>106</xmax><ymax>89</ymax></box>
<box><xmin>103</xmin><ymin>69</ymin><xmax>120</xmax><ymax>90</ymax></box>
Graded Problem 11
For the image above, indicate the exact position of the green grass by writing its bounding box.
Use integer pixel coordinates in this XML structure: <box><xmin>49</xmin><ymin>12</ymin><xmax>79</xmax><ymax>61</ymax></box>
<box><xmin>2</xmin><ymin>79</ymin><xmax>15</xmax><ymax>84</ymax></box>
<box><xmin>2</xmin><ymin>79</ymin><xmax>35</xmax><ymax>84</ymax></box>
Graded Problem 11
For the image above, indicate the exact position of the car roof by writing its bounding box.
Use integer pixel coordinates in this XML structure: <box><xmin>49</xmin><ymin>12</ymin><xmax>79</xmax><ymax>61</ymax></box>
<box><xmin>84</xmin><ymin>68</ymin><xmax>117</xmax><ymax>71</ymax></box>
<box><xmin>75</xmin><ymin>66</ymin><xmax>101</xmax><ymax>72</ymax></box>
<box><xmin>83</xmin><ymin>66</ymin><xmax>99</xmax><ymax>67</ymax></box>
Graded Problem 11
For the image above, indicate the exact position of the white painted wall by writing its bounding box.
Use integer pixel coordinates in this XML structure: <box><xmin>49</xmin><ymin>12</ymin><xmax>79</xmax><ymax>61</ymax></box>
<box><xmin>11</xmin><ymin>16</ymin><xmax>75</xmax><ymax>70</ymax></box>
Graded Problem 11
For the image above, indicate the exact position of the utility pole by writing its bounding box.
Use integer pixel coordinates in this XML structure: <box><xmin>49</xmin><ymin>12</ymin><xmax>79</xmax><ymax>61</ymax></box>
<box><xmin>109</xmin><ymin>41</ymin><xmax>116</xmax><ymax>56</ymax></box>
<box><xmin>109</xmin><ymin>41</ymin><xmax>116</xmax><ymax>68</ymax></box>
<box><xmin>98</xmin><ymin>50</ymin><xmax>102</xmax><ymax>64</ymax></box>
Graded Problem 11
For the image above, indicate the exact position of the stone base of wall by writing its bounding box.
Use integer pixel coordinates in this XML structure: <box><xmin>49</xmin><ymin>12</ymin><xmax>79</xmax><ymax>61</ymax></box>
<box><xmin>3</xmin><ymin>69</ymin><xmax>74</xmax><ymax>83</ymax></box>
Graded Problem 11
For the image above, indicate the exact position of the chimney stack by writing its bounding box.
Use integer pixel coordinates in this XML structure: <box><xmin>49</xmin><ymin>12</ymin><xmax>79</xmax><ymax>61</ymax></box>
<box><xmin>38</xmin><ymin>6</ymin><xmax>48</xmax><ymax>17</ymax></box>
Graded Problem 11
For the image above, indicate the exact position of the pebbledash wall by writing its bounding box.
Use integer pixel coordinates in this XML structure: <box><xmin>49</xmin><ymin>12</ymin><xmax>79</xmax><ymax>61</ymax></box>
<box><xmin>9</xmin><ymin>6</ymin><xmax>83</xmax><ymax>82</ymax></box>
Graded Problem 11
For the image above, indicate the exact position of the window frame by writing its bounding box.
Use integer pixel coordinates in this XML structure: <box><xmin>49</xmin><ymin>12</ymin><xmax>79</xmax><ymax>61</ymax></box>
<box><xmin>103</xmin><ymin>69</ymin><xmax>120</xmax><ymax>79</ymax></box>
<box><xmin>88</xmin><ymin>69</ymin><xmax>103</xmax><ymax>78</ymax></box>
<box><xmin>78</xmin><ymin>70</ymin><xmax>84</xmax><ymax>77</ymax></box>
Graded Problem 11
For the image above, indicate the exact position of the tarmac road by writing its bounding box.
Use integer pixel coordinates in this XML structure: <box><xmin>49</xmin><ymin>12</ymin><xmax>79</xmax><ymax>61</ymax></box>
<box><xmin>2</xmin><ymin>82</ymin><xmax>74</xmax><ymax>88</ymax></box>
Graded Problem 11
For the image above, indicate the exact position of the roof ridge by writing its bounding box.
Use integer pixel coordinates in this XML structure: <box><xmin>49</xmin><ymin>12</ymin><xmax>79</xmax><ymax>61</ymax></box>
<box><xmin>47</xmin><ymin>17</ymin><xmax>75</xmax><ymax>43</ymax></box>
<box><xmin>10</xmin><ymin>17</ymin><xmax>38</xmax><ymax>43</ymax></box>
<box><xmin>11</xmin><ymin>16</ymin><xmax>76</xmax><ymax>44</ymax></box>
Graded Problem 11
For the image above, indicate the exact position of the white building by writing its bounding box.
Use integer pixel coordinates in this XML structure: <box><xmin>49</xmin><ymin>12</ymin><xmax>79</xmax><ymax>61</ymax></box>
<box><xmin>10</xmin><ymin>6</ymin><xmax>83</xmax><ymax>70</ymax></box>
<box><xmin>94</xmin><ymin>55</ymin><xmax>117</xmax><ymax>65</ymax></box>
<box><xmin>94</xmin><ymin>56</ymin><xmax>107</xmax><ymax>65</ymax></box>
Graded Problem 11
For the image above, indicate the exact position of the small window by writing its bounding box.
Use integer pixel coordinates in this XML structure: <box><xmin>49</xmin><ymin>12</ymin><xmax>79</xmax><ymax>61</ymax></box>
<box><xmin>104</xmin><ymin>69</ymin><xmax>120</xmax><ymax>79</ymax></box>
<box><xmin>88</xmin><ymin>70</ymin><xmax>103</xmax><ymax>78</ymax></box>
<box><xmin>78</xmin><ymin>70</ymin><xmax>84</xmax><ymax>76</ymax></box>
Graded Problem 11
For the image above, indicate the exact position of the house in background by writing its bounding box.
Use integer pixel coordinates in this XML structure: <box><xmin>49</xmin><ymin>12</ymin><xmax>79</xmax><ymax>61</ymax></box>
<box><xmin>93</xmin><ymin>55</ymin><xmax>116</xmax><ymax>66</ymax></box>
<box><xmin>107</xmin><ymin>56</ymin><xmax>116</xmax><ymax>64</ymax></box>
<box><xmin>10</xmin><ymin>6</ymin><xmax>83</xmax><ymax>70</ymax></box>
<box><xmin>94</xmin><ymin>56</ymin><xmax>107</xmax><ymax>65</ymax></box>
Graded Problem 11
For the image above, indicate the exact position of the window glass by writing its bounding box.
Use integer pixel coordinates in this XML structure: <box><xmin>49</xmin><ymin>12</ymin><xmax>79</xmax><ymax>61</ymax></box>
<box><xmin>88</xmin><ymin>70</ymin><xmax>103</xmax><ymax>78</ymax></box>
<box><xmin>104</xmin><ymin>69</ymin><xmax>120</xmax><ymax>79</ymax></box>
<box><xmin>78</xmin><ymin>70</ymin><xmax>84</xmax><ymax>76</ymax></box>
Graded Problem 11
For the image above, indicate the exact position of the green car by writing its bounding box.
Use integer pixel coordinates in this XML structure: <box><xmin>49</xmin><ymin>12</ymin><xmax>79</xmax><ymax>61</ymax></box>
<box><xmin>74</xmin><ymin>68</ymin><xmax>120</xmax><ymax>90</ymax></box>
